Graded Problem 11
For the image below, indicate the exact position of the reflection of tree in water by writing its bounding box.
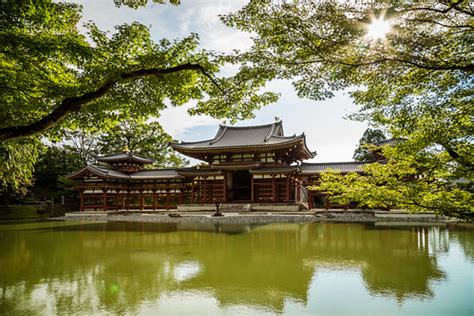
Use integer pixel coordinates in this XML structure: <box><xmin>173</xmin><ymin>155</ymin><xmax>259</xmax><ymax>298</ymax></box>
<box><xmin>0</xmin><ymin>222</ymin><xmax>470</xmax><ymax>314</ymax></box>
<box><xmin>449</xmin><ymin>225</ymin><xmax>474</xmax><ymax>262</ymax></box>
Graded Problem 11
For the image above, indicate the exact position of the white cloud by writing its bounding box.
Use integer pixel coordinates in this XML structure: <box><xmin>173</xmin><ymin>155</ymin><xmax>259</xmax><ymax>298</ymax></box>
<box><xmin>158</xmin><ymin>102</ymin><xmax>219</xmax><ymax>139</ymax></box>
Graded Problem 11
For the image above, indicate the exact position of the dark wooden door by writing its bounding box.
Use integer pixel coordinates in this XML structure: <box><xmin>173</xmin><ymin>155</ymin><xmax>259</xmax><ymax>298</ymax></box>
<box><xmin>232</xmin><ymin>170</ymin><xmax>251</xmax><ymax>201</ymax></box>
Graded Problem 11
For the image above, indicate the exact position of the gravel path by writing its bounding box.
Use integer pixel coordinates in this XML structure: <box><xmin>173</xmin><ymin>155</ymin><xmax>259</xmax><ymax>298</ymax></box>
<box><xmin>57</xmin><ymin>211</ymin><xmax>457</xmax><ymax>225</ymax></box>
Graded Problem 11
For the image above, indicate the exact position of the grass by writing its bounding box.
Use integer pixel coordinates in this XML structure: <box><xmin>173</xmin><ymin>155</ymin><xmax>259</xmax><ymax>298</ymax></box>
<box><xmin>0</xmin><ymin>205</ymin><xmax>47</xmax><ymax>220</ymax></box>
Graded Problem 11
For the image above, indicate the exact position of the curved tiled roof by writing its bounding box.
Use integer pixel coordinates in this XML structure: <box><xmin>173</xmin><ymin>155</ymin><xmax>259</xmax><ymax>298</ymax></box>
<box><xmin>130</xmin><ymin>169</ymin><xmax>183</xmax><ymax>180</ymax></box>
<box><xmin>300</xmin><ymin>162</ymin><xmax>368</xmax><ymax>175</ymax></box>
<box><xmin>97</xmin><ymin>151</ymin><xmax>155</xmax><ymax>164</ymax></box>
<box><xmin>67</xmin><ymin>165</ymin><xmax>182</xmax><ymax>181</ymax></box>
<box><xmin>66</xmin><ymin>164</ymin><xmax>130</xmax><ymax>180</ymax></box>
<box><xmin>172</xmin><ymin>121</ymin><xmax>315</xmax><ymax>158</ymax></box>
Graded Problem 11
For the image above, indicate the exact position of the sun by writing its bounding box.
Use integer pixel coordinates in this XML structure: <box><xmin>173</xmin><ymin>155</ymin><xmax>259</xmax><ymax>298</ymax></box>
<box><xmin>366</xmin><ymin>17</ymin><xmax>391</xmax><ymax>40</ymax></box>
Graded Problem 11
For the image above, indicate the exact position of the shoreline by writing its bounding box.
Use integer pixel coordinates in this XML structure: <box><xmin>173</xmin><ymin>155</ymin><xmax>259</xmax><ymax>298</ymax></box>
<box><xmin>54</xmin><ymin>210</ymin><xmax>467</xmax><ymax>226</ymax></box>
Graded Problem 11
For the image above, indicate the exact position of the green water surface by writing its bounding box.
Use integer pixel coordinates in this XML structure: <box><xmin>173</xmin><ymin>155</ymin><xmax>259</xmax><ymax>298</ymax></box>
<box><xmin>0</xmin><ymin>220</ymin><xmax>472</xmax><ymax>315</ymax></box>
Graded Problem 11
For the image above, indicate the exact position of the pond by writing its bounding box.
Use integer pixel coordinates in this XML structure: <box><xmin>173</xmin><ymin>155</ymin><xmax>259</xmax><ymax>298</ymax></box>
<box><xmin>0</xmin><ymin>220</ymin><xmax>472</xmax><ymax>315</ymax></box>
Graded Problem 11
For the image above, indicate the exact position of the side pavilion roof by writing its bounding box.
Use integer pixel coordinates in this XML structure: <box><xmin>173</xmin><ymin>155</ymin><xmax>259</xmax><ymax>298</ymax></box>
<box><xmin>300</xmin><ymin>162</ymin><xmax>368</xmax><ymax>175</ymax></box>
<box><xmin>96</xmin><ymin>151</ymin><xmax>155</xmax><ymax>164</ymax></box>
<box><xmin>66</xmin><ymin>165</ymin><xmax>182</xmax><ymax>181</ymax></box>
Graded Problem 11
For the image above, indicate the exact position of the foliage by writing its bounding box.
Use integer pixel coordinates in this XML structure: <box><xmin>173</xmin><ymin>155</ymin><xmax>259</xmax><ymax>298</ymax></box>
<box><xmin>97</xmin><ymin>119</ymin><xmax>187</xmax><ymax>167</ymax></box>
<box><xmin>310</xmin><ymin>143</ymin><xmax>473</xmax><ymax>218</ymax></box>
<box><xmin>225</xmin><ymin>0</ymin><xmax>473</xmax><ymax>216</ymax></box>
<box><xmin>30</xmin><ymin>146</ymin><xmax>83</xmax><ymax>200</ymax></box>
<box><xmin>59</xmin><ymin>129</ymin><xmax>102</xmax><ymax>164</ymax></box>
<box><xmin>0</xmin><ymin>1</ymin><xmax>275</xmax><ymax>192</ymax></box>
<box><xmin>353</xmin><ymin>128</ymin><xmax>386</xmax><ymax>162</ymax></box>
<box><xmin>0</xmin><ymin>138</ymin><xmax>43</xmax><ymax>194</ymax></box>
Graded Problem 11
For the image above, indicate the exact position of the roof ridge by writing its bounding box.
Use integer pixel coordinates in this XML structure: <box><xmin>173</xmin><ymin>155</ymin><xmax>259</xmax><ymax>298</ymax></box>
<box><xmin>174</xmin><ymin>139</ymin><xmax>214</xmax><ymax>145</ymax></box>
<box><xmin>219</xmin><ymin>121</ymin><xmax>279</xmax><ymax>130</ymax></box>
<box><xmin>301</xmin><ymin>161</ymin><xmax>367</xmax><ymax>165</ymax></box>
<box><xmin>96</xmin><ymin>151</ymin><xmax>154</xmax><ymax>163</ymax></box>
<box><xmin>210</xmin><ymin>126</ymin><xmax>227</xmax><ymax>144</ymax></box>
<box><xmin>137</xmin><ymin>167</ymin><xmax>180</xmax><ymax>171</ymax></box>
<box><xmin>264</xmin><ymin>122</ymin><xmax>278</xmax><ymax>142</ymax></box>
<box><xmin>268</xmin><ymin>133</ymin><xmax>302</xmax><ymax>140</ymax></box>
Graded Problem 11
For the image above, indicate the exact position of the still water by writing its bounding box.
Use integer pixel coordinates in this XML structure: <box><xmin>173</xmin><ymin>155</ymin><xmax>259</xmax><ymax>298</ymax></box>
<box><xmin>0</xmin><ymin>220</ymin><xmax>472</xmax><ymax>315</ymax></box>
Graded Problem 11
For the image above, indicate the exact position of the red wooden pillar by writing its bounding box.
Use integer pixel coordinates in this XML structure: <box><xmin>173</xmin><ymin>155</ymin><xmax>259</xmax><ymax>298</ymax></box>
<box><xmin>126</xmin><ymin>190</ymin><xmax>130</xmax><ymax>210</ymax></box>
<box><xmin>180</xmin><ymin>187</ymin><xmax>184</xmax><ymax>205</ymax></box>
<box><xmin>203</xmin><ymin>177</ymin><xmax>208</xmax><ymax>203</ymax></box>
<box><xmin>191</xmin><ymin>185</ymin><xmax>195</xmax><ymax>203</ymax></box>
<box><xmin>308</xmin><ymin>191</ymin><xmax>314</xmax><ymax>209</ymax></box>
<box><xmin>115</xmin><ymin>189</ymin><xmax>119</xmax><ymax>211</ymax></box>
<box><xmin>79</xmin><ymin>189</ymin><xmax>84</xmax><ymax>211</ymax></box>
<box><xmin>272</xmin><ymin>175</ymin><xmax>277</xmax><ymax>203</ymax></box>
<box><xmin>152</xmin><ymin>189</ymin><xmax>157</xmax><ymax>210</ymax></box>
<box><xmin>165</xmin><ymin>188</ymin><xmax>170</xmax><ymax>210</ymax></box>
<box><xmin>296</xmin><ymin>180</ymin><xmax>301</xmax><ymax>202</ymax></box>
<box><xmin>223</xmin><ymin>173</ymin><xmax>228</xmax><ymax>202</ymax></box>
<box><xmin>102</xmin><ymin>188</ymin><xmax>108</xmax><ymax>211</ymax></box>
<box><xmin>250</xmin><ymin>174</ymin><xmax>255</xmax><ymax>202</ymax></box>
<box><xmin>139</xmin><ymin>189</ymin><xmax>144</xmax><ymax>210</ymax></box>
<box><xmin>285</xmin><ymin>176</ymin><xmax>290</xmax><ymax>202</ymax></box>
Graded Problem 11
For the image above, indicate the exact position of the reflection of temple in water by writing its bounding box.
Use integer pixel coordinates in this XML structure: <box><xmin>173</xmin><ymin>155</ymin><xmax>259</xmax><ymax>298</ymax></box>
<box><xmin>0</xmin><ymin>222</ymin><xmax>468</xmax><ymax>314</ymax></box>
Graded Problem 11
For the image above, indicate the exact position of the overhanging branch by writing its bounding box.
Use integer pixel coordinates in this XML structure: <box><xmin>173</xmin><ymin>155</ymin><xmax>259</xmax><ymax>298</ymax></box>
<box><xmin>0</xmin><ymin>63</ymin><xmax>218</xmax><ymax>142</ymax></box>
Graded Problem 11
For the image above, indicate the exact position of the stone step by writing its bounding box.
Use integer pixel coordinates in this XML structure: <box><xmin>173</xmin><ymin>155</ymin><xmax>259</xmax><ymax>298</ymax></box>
<box><xmin>219</xmin><ymin>204</ymin><xmax>252</xmax><ymax>212</ymax></box>
<box><xmin>176</xmin><ymin>203</ymin><xmax>301</xmax><ymax>212</ymax></box>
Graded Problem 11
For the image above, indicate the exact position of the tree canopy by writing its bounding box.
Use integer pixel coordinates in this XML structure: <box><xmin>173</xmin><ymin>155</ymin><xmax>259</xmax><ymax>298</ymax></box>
<box><xmin>353</xmin><ymin>128</ymin><xmax>387</xmax><ymax>162</ymax></box>
<box><xmin>224</xmin><ymin>0</ymin><xmax>473</xmax><ymax>216</ymax></box>
<box><xmin>97</xmin><ymin>119</ymin><xmax>186</xmax><ymax>167</ymax></box>
<box><xmin>0</xmin><ymin>1</ymin><xmax>275</xmax><ymax>191</ymax></box>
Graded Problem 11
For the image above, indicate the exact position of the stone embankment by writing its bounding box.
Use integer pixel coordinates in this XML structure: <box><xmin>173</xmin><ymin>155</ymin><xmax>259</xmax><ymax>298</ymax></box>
<box><xmin>59</xmin><ymin>209</ymin><xmax>459</xmax><ymax>225</ymax></box>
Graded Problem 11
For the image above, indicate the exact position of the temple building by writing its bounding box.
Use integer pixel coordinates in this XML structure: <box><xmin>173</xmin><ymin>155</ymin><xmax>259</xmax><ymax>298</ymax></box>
<box><xmin>67</xmin><ymin>120</ymin><xmax>368</xmax><ymax>211</ymax></box>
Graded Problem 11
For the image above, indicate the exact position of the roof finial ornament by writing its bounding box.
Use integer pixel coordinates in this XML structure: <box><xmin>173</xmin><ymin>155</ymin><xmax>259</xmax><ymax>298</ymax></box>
<box><xmin>123</xmin><ymin>145</ymin><xmax>130</xmax><ymax>153</ymax></box>
<box><xmin>274</xmin><ymin>116</ymin><xmax>280</xmax><ymax>122</ymax></box>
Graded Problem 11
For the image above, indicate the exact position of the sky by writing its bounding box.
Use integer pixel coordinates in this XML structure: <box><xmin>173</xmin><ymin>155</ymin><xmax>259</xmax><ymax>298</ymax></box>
<box><xmin>79</xmin><ymin>0</ymin><xmax>368</xmax><ymax>162</ymax></box>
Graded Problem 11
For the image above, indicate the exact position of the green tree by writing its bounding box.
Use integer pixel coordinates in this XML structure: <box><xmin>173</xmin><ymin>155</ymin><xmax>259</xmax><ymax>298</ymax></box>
<box><xmin>97</xmin><ymin>119</ymin><xmax>187</xmax><ymax>167</ymax></box>
<box><xmin>353</xmin><ymin>128</ymin><xmax>386</xmax><ymax>162</ymax></box>
<box><xmin>30</xmin><ymin>146</ymin><xmax>83</xmax><ymax>200</ymax></box>
<box><xmin>0</xmin><ymin>1</ymin><xmax>276</xmax><ymax>191</ymax></box>
<box><xmin>224</xmin><ymin>0</ymin><xmax>473</xmax><ymax>217</ymax></box>
<box><xmin>59</xmin><ymin>129</ymin><xmax>102</xmax><ymax>164</ymax></box>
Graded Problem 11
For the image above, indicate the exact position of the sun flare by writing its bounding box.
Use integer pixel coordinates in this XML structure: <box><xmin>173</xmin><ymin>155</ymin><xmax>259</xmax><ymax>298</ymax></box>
<box><xmin>366</xmin><ymin>17</ymin><xmax>391</xmax><ymax>40</ymax></box>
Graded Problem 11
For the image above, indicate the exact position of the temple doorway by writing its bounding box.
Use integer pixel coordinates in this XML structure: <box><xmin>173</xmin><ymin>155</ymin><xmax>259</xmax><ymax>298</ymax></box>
<box><xmin>231</xmin><ymin>170</ymin><xmax>251</xmax><ymax>201</ymax></box>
